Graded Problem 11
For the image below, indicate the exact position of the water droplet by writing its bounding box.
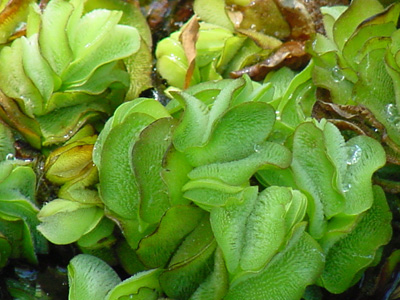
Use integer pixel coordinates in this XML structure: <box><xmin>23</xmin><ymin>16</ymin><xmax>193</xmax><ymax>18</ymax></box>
<box><xmin>253</xmin><ymin>144</ymin><xmax>261</xmax><ymax>153</ymax></box>
<box><xmin>384</xmin><ymin>103</ymin><xmax>400</xmax><ymax>129</ymax></box>
<box><xmin>6</xmin><ymin>153</ymin><xmax>15</xmax><ymax>160</ymax></box>
<box><xmin>346</xmin><ymin>145</ymin><xmax>362</xmax><ymax>165</ymax></box>
<box><xmin>170</xmin><ymin>53</ymin><xmax>181</xmax><ymax>62</ymax></box>
<box><xmin>276</xmin><ymin>110</ymin><xmax>281</xmax><ymax>121</ymax></box>
<box><xmin>332</xmin><ymin>66</ymin><xmax>345</xmax><ymax>83</ymax></box>
<box><xmin>342</xmin><ymin>183</ymin><xmax>352</xmax><ymax>193</ymax></box>
<box><xmin>63</xmin><ymin>130</ymin><xmax>74</xmax><ymax>140</ymax></box>
<box><xmin>385</xmin><ymin>103</ymin><xmax>396</xmax><ymax>116</ymax></box>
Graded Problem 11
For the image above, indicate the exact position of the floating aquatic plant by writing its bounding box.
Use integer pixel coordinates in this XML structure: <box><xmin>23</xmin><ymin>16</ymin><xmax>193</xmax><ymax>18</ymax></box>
<box><xmin>0</xmin><ymin>0</ymin><xmax>398</xmax><ymax>299</ymax></box>
<box><xmin>0</xmin><ymin>0</ymin><xmax>149</xmax><ymax>148</ymax></box>
<box><xmin>65</xmin><ymin>74</ymin><xmax>391</xmax><ymax>299</ymax></box>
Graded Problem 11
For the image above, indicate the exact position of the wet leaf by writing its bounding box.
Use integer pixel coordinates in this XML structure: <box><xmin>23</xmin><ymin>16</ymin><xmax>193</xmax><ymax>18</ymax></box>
<box><xmin>320</xmin><ymin>185</ymin><xmax>392</xmax><ymax>294</ymax></box>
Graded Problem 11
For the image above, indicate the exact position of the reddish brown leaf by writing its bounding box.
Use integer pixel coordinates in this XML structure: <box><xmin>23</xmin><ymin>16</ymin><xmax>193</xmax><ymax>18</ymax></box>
<box><xmin>230</xmin><ymin>41</ymin><xmax>309</xmax><ymax>81</ymax></box>
<box><xmin>179</xmin><ymin>15</ymin><xmax>200</xmax><ymax>89</ymax></box>
<box><xmin>274</xmin><ymin>0</ymin><xmax>315</xmax><ymax>41</ymax></box>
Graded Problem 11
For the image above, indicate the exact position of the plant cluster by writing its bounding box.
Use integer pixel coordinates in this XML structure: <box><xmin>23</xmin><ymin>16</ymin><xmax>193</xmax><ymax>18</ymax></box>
<box><xmin>0</xmin><ymin>0</ymin><xmax>400</xmax><ymax>299</ymax></box>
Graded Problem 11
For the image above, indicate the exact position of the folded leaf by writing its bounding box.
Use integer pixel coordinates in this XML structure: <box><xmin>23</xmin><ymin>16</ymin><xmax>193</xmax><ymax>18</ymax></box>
<box><xmin>106</xmin><ymin>269</ymin><xmax>162</xmax><ymax>300</ymax></box>
<box><xmin>68</xmin><ymin>254</ymin><xmax>121</xmax><ymax>300</ymax></box>
<box><xmin>225</xmin><ymin>224</ymin><xmax>324</xmax><ymax>300</ymax></box>
<box><xmin>37</xmin><ymin>199</ymin><xmax>103</xmax><ymax>244</ymax></box>
<box><xmin>132</xmin><ymin>118</ymin><xmax>175</xmax><ymax>224</ymax></box>
<box><xmin>160</xmin><ymin>215</ymin><xmax>217</xmax><ymax>299</ymax></box>
<box><xmin>320</xmin><ymin>185</ymin><xmax>392</xmax><ymax>293</ymax></box>
<box><xmin>136</xmin><ymin>205</ymin><xmax>205</xmax><ymax>268</ymax></box>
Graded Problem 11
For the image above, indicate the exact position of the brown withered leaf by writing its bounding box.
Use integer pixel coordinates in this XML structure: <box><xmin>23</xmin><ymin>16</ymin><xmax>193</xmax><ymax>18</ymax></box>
<box><xmin>312</xmin><ymin>100</ymin><xmax>400</xmax><ymax>165</ymax></box>
<box><xmin>274</xmin><ymin>0</ymin><xmax>315</xmax><ymax>41</ymax></box>
<box><xmin>230</xmin><ymin>41</ymin><xmax>309</xmax><ymax>81</ymax></box>
<box><xmin>179</xmin><ymin>15</ymin><xmax>200</xmax><ymax>89</ymax></box>
<box><xmin>228</xmin><ymin>0</ymin><xmax>291</xmax><ymax>40</ymax></box>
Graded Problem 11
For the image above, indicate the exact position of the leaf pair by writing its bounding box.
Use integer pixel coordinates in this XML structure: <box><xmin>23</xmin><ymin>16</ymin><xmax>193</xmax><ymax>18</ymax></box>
<box><xmin>311</xmin><ymin>0</ymin><xmax>400</xmax><ymax>149</ymax></box>
<box><xmin>93</xmin><ymin>98</ymin><xmax>173</xmax><ymax>248</ymax></box>
<box><xmin>0</xmin><ymin>0</ymin><xmax>144</xmax><ymax>148</ymax></box>
<box><xmin>0</xmin><ymin>160</ymin><xmax>48</xmax><ymax>266</ymax></box>
<box><xmin>259</xmin><ymin>119</ymin><xmax>391</xmax><ymax>293</ymax></box>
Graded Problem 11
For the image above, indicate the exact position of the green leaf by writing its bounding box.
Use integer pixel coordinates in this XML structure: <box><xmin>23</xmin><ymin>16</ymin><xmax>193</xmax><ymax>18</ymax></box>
<box><xmin>156</xmin><ymin>51</ymin><xmax>190</xmax><ymax>90</ymax></box>
<box><xmin>106</xmin><ymin>269</ymin><xmax>162</xmax><ymax>300</ymax></box>
<box><xmin>0</xmin><ymin>164</ymin><xmax>36</xmax><ymax>203</ymax></box>
<box><xmin>21</xmin><ymin>34</ymin><xmax>61</xmax><ymax>103</ymax></box>
<box><xmin>136</xmin><ymin>205</ymin><xmax>205</xmax><ymax>269</ymax></box>
<box><xmin>160</xmin><ymin>215</ymin><xmax>217</xmax><ymax>299</ymax></box>
<box><xmin>333</xmin><ymin>0</ymin><xmax>384</xmax><ymax>51</ymax></box>
<box><xmin>187</xmin><ymin>141</ymin><xmax>291</xmax><ymax>186</ymax></box>
<box><xmin>312</xmin><ymin>53</ymin><xmax>354</xmax><ymax>105</ymax></box>
<box><xmin>98</xmin><ymin>113</ymin><xmax>155</xmax><ymax>219</ymax></box>
<box><xmin>117</xmin><ymin>287</ymin><xmax>158</xmax><ymax>300</ymax></box>
<box><xmin>341</xmin><ymin>136</ymin><xmax>386</xmax><ymax>214</ymax></box>
<box><xmin>67</xmin><ymin>9</ymin><xmax>122</xmax><ymax>60</ymax></box>
<box><xmin>132</xmin><ymin>118</ymin><xmax>175</xmax><ymax>224</ymax></box>
<box><xmin>354</xmin><ymin>48</ymin><xmax>400</xmax><ymax>145</ymax></box>
<box><xmin>189</xmin><ymin>248</ymin><xmax>229</xmax><ymax>300</ymax></box>
<box><xmin>68</xmin><ymin>254</ymin><xmax>121</xmax><ymax>300</ymax></box>
<box><xmin>124</xmin><ymin>37</ymin><xmax>153</xmax><ymax>100</ymax></box>
<box><xmin>183</xmin><ymin>179</ymin><xmax>247</xmax><ymax>209</ymax></box>
<box><xmin>291</xmin><ymin>122</ymin><xmax>345</xmax><ymax>238</ymax></box>
<box><xmin>342</xmin><ymin>23</ymin><xmax>396</xmax><ymax>70</ymax></box>
<box><xmin>210</xmin><ymin>187</ymin><xmax>258</xmax><ymax>273</ymax></box>
<box><xmin>203</xmin><ymin>79</ymin><xmax>245</xmax><ymax>142</ymax></box>
<box><xmin>320</xmin><ymin>185</ymin><xmax>392</xmax><ymax>294</ymax></box>
<box><xmin>162</xmin><ymin>147</ymin><xmax>193</xmax><ymax>206</ymax></box>
<box><xmin>39</xmin><ymin>0</ymin><xmax>74</xmax><ymax>75</ymax></box>
<box><xmin>193</xmin><ymin>0</ymin><xmax>234</xmax><ymax>31</ymax></box>
<box><xmin>37</xmin><ymin>199</ymin><xmax>104</xmax><ymax>244</ymax></box>
<box><xmin>36</xmin><ymin>100</ymin><xmax>111</xmax><ymax>146</ymax></box>
<box><xmin>0</xmin><ymin>216</ymin><xmax>33</xmax><ymax>264</ymax></box>
<box><xmin>172</xmin><ymin>92</ymin><xmax>210</xmax><ymax>152</ymax></box>
<box><xmin>82</xmin><ymin>0</ymin><xmax>153</xmax><ymax>98</ymax></box>
<box><xmin>77</xmin><ymin>217</ymin><xmax>115</xmax><ymax>248</ymax></box>
<box><xmin>0</xmin><ymin>123</ymin><xmax>15</xmax><ymax>161</ymax></box>
<box><xmin>62</xmin><ymin>23</ymin><xmax>140</xmax><ymax>86</ymax></box>
<box><xmin>0</xmin><ymin>38</ymin><xmax>43</xmax><ymax>117</ymax></box>
<box><xmin>185</xmin><ymin>102</ymin><xmax>276</xmax><ymax>166</ymax></box>
<box><xmin>45</xmin><ymin>139</ymin><xmax>95</xmax><ymax>185</ymax></box>
<box><xmin>239</xmin><ymin>187</ymin><xmax>305</xmax><ymax>273</ymax></box>
<box><xmin>65</xmin><ymin>61</ymin><xmax>129</xmax><ymax>94</ymax></box>
<box><xmin>320</xmin><ymin>6</ymin><xmax>347</xmax><ymax>41</ymax></box>
<box><xmin>225</xmin><ymin>224</ymin><xmax>325</xmax><ymax>300</ymax></box>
